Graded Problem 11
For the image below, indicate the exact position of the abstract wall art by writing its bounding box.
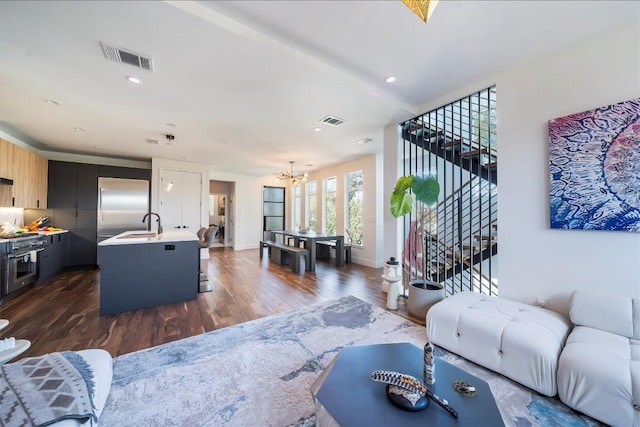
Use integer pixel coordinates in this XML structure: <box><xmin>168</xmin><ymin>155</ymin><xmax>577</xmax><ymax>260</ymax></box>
<box><xmin>549</xmin><ymin>98</ymin><xmax>640</xmax><ymax>232</ymax></box>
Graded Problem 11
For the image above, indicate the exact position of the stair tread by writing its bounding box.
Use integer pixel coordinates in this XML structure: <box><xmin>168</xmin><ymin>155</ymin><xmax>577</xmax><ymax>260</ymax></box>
<box><xmin>461</xmin><ymin>147</ymin><xmax>488</xmax><ymax>158</ymax></box>
<box><xmin>440</xmin><ymin>139</ymin><xmax>462</xmax><ymax>148</ymax></box>
<box><xmin>462</xmin><ymin>243</ymin><xmax>488</xmax><ymax>249</ymax></box>
<box><xmin>474</xmin><ymin>234</ymin><xmax>498</xmax><ymax>240</ymax></box>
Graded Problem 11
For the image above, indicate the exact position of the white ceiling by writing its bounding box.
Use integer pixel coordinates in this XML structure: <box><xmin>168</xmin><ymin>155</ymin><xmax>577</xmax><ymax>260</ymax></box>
<box><xmin>0</xmin><ymin>1</ymin><xmax>636</xmax><ymax>176</ymax></box>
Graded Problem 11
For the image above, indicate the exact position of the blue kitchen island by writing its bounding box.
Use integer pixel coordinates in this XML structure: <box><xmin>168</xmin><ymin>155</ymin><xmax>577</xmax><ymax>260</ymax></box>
<box><xmin>98</xmin><ymin>229</ymin><xmax>199</xmax><ymax>315</ymax></box>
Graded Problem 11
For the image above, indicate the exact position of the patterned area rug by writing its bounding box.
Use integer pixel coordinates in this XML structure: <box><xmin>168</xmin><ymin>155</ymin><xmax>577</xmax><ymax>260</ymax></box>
<box><xmin>100</xmin><ymin>296</ymin><xmax>601</xmax><ymax>426</ymax></box>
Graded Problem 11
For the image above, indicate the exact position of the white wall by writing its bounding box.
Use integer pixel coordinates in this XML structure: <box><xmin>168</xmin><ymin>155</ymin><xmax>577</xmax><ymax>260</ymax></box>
<box><xmin>498</xmin><ymin>22</ymin><xmax>640</xmax><ymax>316</ymax></box>
<box><xmin>384</xmin><ymin>22</ymin><xmax>640</xmax><ymax>316</ymax></box>
<box><xmin>383</xmin><ymin>123</ymin><xmax>403</xmax><ymax>263</ymax></box>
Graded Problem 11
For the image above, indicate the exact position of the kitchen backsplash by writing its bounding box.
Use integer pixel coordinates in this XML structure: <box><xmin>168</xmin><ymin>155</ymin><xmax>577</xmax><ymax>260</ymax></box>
<box><xmin>24</xmin><ymin>209</ymin><xmax>53</xmax><ymax>226</ymax></box>
<box><xmin>0</xmin><ymin>207</ymin><xmax>24</xmax><ymax>228</ymax></box>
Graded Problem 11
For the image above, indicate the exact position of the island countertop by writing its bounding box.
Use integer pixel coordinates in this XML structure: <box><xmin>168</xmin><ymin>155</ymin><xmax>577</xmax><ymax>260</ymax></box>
<box><xmin>98</xmin><ymin>229</ymin><xmax>198</xmax><ymax>246</ymax></box>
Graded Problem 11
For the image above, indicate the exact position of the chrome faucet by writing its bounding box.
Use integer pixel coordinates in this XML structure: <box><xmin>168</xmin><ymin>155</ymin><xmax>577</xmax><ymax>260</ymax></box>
<box><xmin>142</xmin><ymin>212</ymin><xmax>163</xmax><ymax>235</ymax></box>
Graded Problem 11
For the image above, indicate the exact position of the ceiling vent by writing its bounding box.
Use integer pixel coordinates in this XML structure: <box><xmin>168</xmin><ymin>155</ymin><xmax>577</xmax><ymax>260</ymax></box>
<box><xmin>145</xmin><ymin>138</ymin><xmax>159</xmax><ymax>145</ymax></box>
<box><xmin>100</xmin><ymin>42</ymin><xmax>153</xmax><ymax>71</ymax></box>
<box><xmin>320</xmin><ymin>115</ymin><xmax>345</xmax><ymax>127</ymax></box>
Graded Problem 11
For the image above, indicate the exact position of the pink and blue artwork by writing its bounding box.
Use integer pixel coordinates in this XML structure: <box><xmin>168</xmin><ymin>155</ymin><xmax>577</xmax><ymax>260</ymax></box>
<box><xmin>549</xmin><ymin>98</ymin><xmax>640</xmax><ymax>232</ymax></box>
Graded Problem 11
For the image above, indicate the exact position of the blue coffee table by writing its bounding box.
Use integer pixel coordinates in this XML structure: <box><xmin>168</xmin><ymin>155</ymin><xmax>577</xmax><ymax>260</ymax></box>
<box><xmin>310</xmin><ymin>343</ymin><xmax>506</xmax><ymax>426</ymax></box>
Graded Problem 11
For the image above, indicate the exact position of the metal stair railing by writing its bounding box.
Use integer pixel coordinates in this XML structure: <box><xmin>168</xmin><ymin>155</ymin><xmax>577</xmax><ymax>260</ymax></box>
<box><xmin>402</xmin><ymin>88</ymin><xmax>497</xmax><ymax>185</ymax></box>
<box><xmin>401</xmin><ymin>86</ymin><xmax>498</xmax><ymax>297</ymax></box>
<box><xmin>422</xmin><ymin>176</ymin><xmax>498</xmax><ymax>295</ymax></box>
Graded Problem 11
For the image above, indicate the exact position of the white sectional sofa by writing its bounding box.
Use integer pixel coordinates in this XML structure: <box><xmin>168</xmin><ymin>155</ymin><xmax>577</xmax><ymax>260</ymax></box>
<box><xmin>557</xmin><ymin>290</ymin><xmax>639</xmax><ymax>427</ymax></box>
<box><xmin>427</xmin><ymin>291</ymin><xmax>572</xmax><ymax>396</ymax></box>
<box><xmin>427</xmin><ymin>290</ymin><xmax>640</xmax><ymax>427</ymax></box>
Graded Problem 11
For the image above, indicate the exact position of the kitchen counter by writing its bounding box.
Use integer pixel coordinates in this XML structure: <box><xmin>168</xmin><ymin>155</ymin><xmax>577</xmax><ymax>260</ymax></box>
<box><xmin>0</xmin><ymin>229</ymin><xmax>68</xmax><ymax>243</ymax></box>
<box><xmin>39</xmin><ymin>229</ymin><xmax>68</xmax><ymax>236</ymax></box>
<box><xmin>98</xmin><ymin>229</ymin><xmax>197</xmax><ymax>246</ymax></box>
<box><xmin>98</xmin><ymin>229</ymin><xmax>199</xmax><ymax>315</ymax></box>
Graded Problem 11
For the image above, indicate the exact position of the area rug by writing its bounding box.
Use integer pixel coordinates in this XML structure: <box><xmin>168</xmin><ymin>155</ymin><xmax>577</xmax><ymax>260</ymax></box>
<box><xmin>99</xmin><ymin>295</ymin><xmax>601</xmax><ymax>426</ymax></box>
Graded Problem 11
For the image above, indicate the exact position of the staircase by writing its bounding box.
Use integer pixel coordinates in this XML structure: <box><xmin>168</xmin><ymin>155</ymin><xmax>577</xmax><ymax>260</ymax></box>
<box><xmin>423</xmin><ymin>177</ymin><xmax>498</xmax><ymax>295</ymax></box>
<box><xmin>401</xmin><ymin>86</ymin><xmax>498</xmax><ymax>296</ymax></box>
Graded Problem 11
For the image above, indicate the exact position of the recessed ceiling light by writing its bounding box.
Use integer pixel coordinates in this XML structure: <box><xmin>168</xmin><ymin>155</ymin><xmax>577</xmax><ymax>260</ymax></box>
<box><xmin>357</xmin><ymin>138</ymin><xmax>373</xmax><ymax>144</ymax></box>
<box><xmin>44</xmin><ymin>99</ymin><xmax>60</xmax><ymax>106</ymax></box>
<box><xmin>313</xmin><ymin>127</ymin><xmax>322</xmax><ymax>132</ymax></box>
<box><xmin>166</xmin><ymin>123</ymin><xmax>176</xmax><ymax>128</ymax></box>
<box><xmin>74</xmin><ymin>127</ymin><xmax>86</xmax><ymax>132</ymax></box>
<box><xmin>385</xmin><ymin>76</ymin><xmax>396</xmax><ymax>83</ymax></box>
<box><xmin>127</xmin><ymin>76</ymin><xmax>142</xmax><ymax>84</ymax></box>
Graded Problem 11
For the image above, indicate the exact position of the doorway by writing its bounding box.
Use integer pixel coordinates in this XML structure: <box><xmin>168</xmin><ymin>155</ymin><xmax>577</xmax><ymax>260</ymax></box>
<box><xmin>263</xmin><ymin>186</ymin><xmax>285</xmax><ymax>241</ymax></box>
<box><xmin>159</xmin><ymin>168</ymin><xmax>202</xmax><ymax>232</ymax></box>
<box><xmin>209</xmin><ymin>180</ymin><xmax>233</xmax><ymax>247</ymax></box>
<box><xmin>209</xmin><ymin>193</ymin><xmax>226</xmax><ymax>247</ymax></box>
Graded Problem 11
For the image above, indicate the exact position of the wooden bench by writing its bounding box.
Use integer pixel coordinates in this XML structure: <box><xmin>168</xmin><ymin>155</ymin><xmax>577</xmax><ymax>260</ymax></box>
<box><xmin>259</xmin><ymin>240</ymin><xmax>309</xmax><ymax>273</ymax></box>
<box><xmin>316</xmin><ymin>240</ymin><xmax>352</xmax><ymax>263</ymax></box>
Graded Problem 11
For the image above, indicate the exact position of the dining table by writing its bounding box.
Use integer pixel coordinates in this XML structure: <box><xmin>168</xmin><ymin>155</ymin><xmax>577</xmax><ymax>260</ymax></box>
<box><xmin>272</xmin><ymin>230</ymin><xmax>345</xmax><ymax>271</ymax></box>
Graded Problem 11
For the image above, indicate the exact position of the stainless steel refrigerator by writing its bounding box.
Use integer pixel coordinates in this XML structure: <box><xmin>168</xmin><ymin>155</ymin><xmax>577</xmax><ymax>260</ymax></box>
<box><xmin>97</xmin><ymin>177</ymin><xmax>150</xmax><ymax>244</ymax></box>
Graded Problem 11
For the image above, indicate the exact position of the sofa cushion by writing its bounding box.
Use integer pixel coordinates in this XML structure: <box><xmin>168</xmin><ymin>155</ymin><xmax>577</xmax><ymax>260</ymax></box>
<box><xmin>427</xmin><ymin>291</ymin><xmax>571</xmax><ymax>396</ymax></box>
<box><xmin>558</xmin><ymin>326</ymin><xmax>639</xmax><ymax>427</ymax></box>
<box><xmin>570</xmin><ymin>290</ymin><xmax>640</xmax><ymax>339</ymax></box>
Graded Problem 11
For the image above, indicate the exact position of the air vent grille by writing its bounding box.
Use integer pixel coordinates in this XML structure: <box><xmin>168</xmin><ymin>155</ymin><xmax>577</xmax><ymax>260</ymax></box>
<box><xmin>100</xmin><ymin>42</ymin><xmax>153</xmax><ymax>71</ymax></box>
<box><xmin>320</xmin><ymin>115</ymin><xmax>345</xmax><ymax>127</ymax></box>
<box><xmin>146</xmin><ymin>139</ymin><xmax>159</xmax><ymax>145</ymax></box>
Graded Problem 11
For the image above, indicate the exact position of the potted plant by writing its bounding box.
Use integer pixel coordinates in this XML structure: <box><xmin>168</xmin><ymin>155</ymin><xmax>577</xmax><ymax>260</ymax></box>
<box><xmin>390</xmin><ymin>174</ymin><xmax>445</xmax><ymax>319</ymax></box>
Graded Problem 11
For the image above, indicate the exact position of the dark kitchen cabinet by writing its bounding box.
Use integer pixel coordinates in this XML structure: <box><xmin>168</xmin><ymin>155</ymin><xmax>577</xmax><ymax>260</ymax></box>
<box><xmin>50</xmin><ymin>163</ymin><xmax>77</xmax><ymax>209</ymax></box>
<box><xmin>49</xmin><ymin>162</ymin><xmax>98</xmax><ymax>210</ymax></box>
<box><xmin>70</xmin><ymin>230</ymin><xmax>97</xmax><ymax>267</ymax></box>
<box><xmin>47</xmin><ymin>161</ymin><xmax>150</xmax><ymax>268</ymax></box>
<box><xmin>77</xmin><ymin>164</ymin><xmax>99</xmax><ymax>209</ymax></box>
<box><xmin>98</xmin><ymin>165</ymin><xmax>150</xmax><ymax>181</ymax></box>
<box><xmin>47</xmin><ymin>161</ymin><xmax>98</xmax><ymax>267</ymax></box>
<box><xmin>37</xmin><ymin>232</ymin><xmax>70</xmax><ymax>283</ymax></box>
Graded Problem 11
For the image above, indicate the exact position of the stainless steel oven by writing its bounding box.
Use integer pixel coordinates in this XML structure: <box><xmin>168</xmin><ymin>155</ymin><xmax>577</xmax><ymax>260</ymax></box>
<box><xmin>1</xmin><ymin>233</ymin><xmax>48</xmax><ymax>297</ymax></box>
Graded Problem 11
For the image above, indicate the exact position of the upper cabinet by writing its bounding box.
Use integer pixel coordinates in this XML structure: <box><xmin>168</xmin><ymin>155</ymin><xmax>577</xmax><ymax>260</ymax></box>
<box><xmin>0</xmin><ymin>139</ymin><xmax>13</xmax><ymax>206</ymax></box>
<box><xmin>0</xmin><ymin>138</ymin><xmax>47</xmax><ymax>208</ymax></box>
<box><xmin>0</xmin><ymin>139</ymin><xmax>13</xmax><ymax>179</ymax></box>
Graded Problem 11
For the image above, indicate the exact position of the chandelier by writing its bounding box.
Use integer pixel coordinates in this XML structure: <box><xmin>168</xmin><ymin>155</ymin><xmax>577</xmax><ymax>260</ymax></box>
<box><xmin>276</xmin><ymin>161</ymin><xmax>308</xmax><ymax>184</ymax></box>
<box><xmin>401</xmin><ymin>0</ymin><xmax>439</xmax><ymax>23</ymax></box>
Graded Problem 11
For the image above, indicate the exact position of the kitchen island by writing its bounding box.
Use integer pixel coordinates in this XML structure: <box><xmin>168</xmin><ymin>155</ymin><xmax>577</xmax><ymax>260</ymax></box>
<box><xmin>98</xmin><ymin>229</ymin><xmax>199</xmax><ymax>315</ymax></box>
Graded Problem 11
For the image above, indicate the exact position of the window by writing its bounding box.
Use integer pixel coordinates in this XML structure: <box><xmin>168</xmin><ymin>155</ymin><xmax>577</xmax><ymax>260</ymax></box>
<box><xmin>346</xmin><ymin>170</ymin><xmax>363</xmax><ymax>246</ymax></box>
<box><xmin>292</xmin><ymin>184</ymin><xmax>301</xmax><ymax>229</ymax></box>
<box><xmin>323</xmin><ymin>177</ymin><xmax>337</xmax><ymax>234</ymax></box>
<box><xmin>306</xmin><ymin>181</ymin><xmax>317</xmax><ymax>232</ymax></box>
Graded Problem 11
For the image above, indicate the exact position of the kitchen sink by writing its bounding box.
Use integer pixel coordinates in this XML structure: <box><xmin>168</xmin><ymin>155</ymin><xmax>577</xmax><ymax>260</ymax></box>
<box><xmin>117</xmin><ymin>232</ymin><xmax>157</xmax><ymax>239</ymax></box>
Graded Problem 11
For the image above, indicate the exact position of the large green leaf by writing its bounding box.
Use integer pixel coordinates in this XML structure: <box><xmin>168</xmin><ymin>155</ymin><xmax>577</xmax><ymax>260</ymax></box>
<box><xmin>411</xmin><ymin>175</ymin><xmax>440</xmax><ymax>206</ymax></box>
<box><xmin>393</xmin><ymin>175</ymin><xmax>413</xmax><ymax>193</ymax></box>
<box><xmin>390</xmin><ymin>191</ymin><xmax>413</xmax><ymax>218</ymax></box>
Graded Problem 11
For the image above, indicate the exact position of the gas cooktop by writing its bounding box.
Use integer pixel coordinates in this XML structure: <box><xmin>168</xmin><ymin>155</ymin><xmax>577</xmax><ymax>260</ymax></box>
<box><xmin>0</xmin><ymin>232</ymin><xmax>40</xmax><ymax>240</ymax></box>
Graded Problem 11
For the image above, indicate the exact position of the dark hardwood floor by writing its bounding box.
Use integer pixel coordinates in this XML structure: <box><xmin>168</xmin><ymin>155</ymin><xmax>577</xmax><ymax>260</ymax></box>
<box><xmin>0</xmin><ymin>248</ymin><xmax>421</xmax><ymax>359</ymax></box>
